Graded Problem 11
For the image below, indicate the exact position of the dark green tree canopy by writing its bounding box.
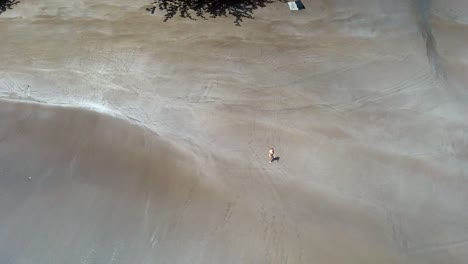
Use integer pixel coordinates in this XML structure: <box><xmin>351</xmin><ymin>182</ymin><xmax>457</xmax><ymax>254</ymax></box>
<box><xmin>147</xmin><ymin>0</ymin><xmax>285</xmax><ymax>25</ymax></box>
<box><xmin>1</xmin><ymin>0</ymin><xmax>283</xmax><ymax>25</ymax></box>
<box><xmin>0</xmin><ymin>0</ymin><xmax>20</xmax><ymax>15</ymax></box>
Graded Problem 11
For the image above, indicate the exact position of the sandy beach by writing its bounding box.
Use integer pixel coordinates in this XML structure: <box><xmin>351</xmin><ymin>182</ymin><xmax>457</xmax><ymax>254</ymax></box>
<box><xmin>0</xmin><ymin>0</ymin><xmax>467</xmax><ymax>263</ymax></box>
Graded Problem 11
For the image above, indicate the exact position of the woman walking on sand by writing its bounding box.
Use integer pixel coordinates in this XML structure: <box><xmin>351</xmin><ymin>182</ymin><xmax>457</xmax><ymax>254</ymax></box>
<box><xmin>269</xmin><ymin>147</ymin><xmax>275</xmax><ymax>163</ymax></box>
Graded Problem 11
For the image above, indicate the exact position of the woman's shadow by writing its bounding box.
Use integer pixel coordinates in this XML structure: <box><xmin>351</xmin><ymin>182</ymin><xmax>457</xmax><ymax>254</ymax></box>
<box><xmin>271</xmin><ymin>157</ymin><xmax>280</xmax><ymax>163</ymax></box>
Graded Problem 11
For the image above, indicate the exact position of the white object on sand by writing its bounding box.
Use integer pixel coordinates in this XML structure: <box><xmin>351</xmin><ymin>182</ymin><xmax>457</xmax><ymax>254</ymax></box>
<box><xmin>288</xmin><ymin>2</ymin><xmax>299</xmax><ymax>11</ymax></box>
<box><xmin>288</xmin><ymin>1</ymin><xmax>305</xmax><ymax>11</ymax></box>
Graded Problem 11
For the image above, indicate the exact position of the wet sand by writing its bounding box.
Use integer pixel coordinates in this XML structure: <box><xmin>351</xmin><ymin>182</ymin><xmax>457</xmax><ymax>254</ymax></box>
<box><xmin>1</xmin><ymin>0</ymin><xmax>468</xmax><ymax>263</ymax></box>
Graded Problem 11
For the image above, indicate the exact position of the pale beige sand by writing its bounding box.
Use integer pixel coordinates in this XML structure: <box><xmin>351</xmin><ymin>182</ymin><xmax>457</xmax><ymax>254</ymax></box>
<box><xmin>0</xmin><ymin>0</ymin><xmax>468</xmax><ymax>263</ymax></box>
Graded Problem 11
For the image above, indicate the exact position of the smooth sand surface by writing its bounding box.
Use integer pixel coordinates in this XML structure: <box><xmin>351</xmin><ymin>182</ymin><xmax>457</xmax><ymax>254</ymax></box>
<box><xmin>1</xmin><ymin>0</ymin><xmax>468</xmax><ymax>263</ymax></box>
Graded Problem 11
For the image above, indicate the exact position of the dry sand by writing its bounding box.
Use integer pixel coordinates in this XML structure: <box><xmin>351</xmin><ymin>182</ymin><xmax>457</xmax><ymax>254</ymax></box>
<box><xmin>0</xmin><ymin>0</ymin><xmax>468</xmax><ymax>263</ymax></box>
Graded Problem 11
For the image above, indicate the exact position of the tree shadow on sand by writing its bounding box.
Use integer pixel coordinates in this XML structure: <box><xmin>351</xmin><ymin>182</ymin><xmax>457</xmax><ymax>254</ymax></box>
<box><xmin>0</xmin><ymin>0</ymin><xmax>20</xmax><ymax>15</ymax></box>
<box><xmin>147</xmin><ymin>0</ymin><xmax>286</xmax><ymax>26</ymax></box>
